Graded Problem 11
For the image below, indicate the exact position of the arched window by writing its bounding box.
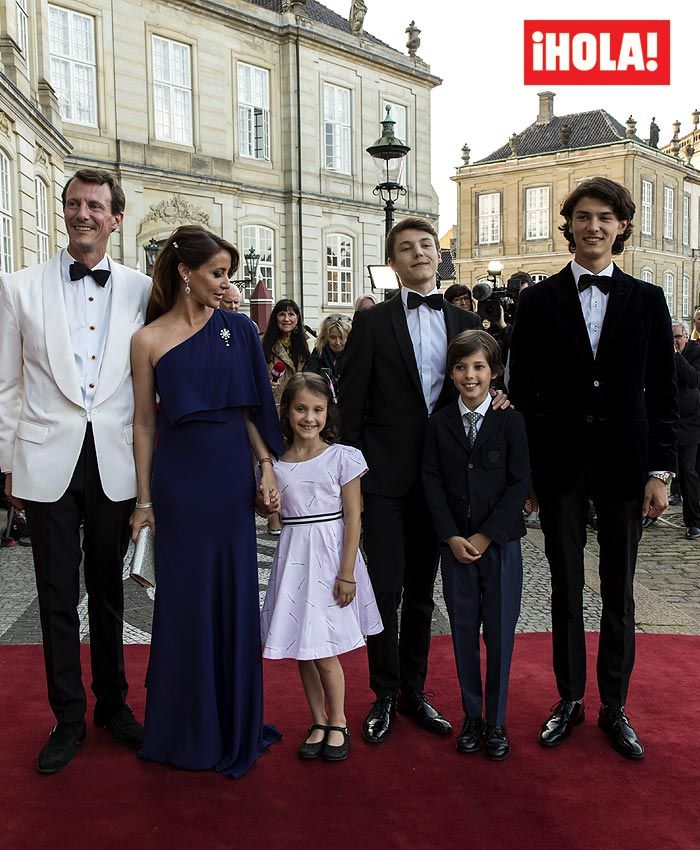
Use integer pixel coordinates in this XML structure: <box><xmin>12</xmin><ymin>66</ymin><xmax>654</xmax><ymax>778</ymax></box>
<box><xmin>640</xmin><ymin>268</ymin><xmax>654</xmax><ymax>284</ymax></box>
<box><xmin>35</xmin><ymin>177</ymin><xmax>50</xmax><ymax>263</ymax></box>
<box><xmin>241</xmin><ymin>224</ymin><xmax>274</xmax><ymax>299</ymax></box>
<box><xmin>325</xmin><ymin>234</ymin><xmax>353</xmax><ymax>305</ymax></box>
<box><xmin>529</xmin><ymin>273</ymin><xmax>549</xmax><ymax>283</ymax></box>
<box><xmin>0</xmin><ymin>151</ymin><xmax>14</xmax><ymax>273</ymax></box>
<box><xmin>663</xmin><ymin>271</ymin><xmax>675</xmax><ymax>314</ymax></box>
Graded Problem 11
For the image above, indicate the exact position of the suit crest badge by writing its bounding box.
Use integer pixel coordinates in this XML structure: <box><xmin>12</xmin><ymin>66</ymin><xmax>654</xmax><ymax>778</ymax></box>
<box><xmin>487</xmin><ymin>450</ymin><xmax>500</xmax><ymax>464</ymax></box>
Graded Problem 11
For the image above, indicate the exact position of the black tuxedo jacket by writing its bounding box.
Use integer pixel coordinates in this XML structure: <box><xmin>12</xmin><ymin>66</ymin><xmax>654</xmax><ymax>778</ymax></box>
<box><xmin>676</xmin><ymin>339</ymin><xmax>700</xmax><ymax>445</ymax></box>
<box><xmin>508</xmin><ymin>263</ymin><xmax>678</xmax><ymax>499</ymax></box>
<box><xmin>422</xmin><ymin>403</ymin><xmax>530</xmax><ymax>547</ymax></box>
<box><xmin>339</xmin><ymin>294</ymin><xmax>479</xmax><ymax>497</ymax></box>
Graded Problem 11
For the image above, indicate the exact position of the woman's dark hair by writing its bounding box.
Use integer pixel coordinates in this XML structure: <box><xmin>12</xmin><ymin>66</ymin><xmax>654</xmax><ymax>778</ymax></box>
<box><xmin>558</xmin><ymin>177</ymin><xmax>635</xmax><ymax>255</ymax></box>
<box><xmin>261</xmin><ymin>299</ymin><xmax>310</xmax><ymax>368</ymax></box>
<box><xmin>279</xmin><ymin>373</ymin><xmax>341</xmax><ymax>446</ymax></box>
<box><xmin>443</xmin><ymin>283</ymin><xmax>473</xmax><ymax>307</ymax></box>
<box><xmin>446</xmin><ymin>329</ymin><xmax>503</xmax><ymax>378</ymax></box>
<box><xmin>146</xmin><ymin>225</ymin><xmax>238</xmax><ymax>324</ymax></box>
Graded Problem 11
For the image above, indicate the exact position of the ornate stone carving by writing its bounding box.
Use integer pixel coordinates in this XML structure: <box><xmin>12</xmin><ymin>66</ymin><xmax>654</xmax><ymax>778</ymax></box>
<box><xmin>35</xmin><ymin>146</ymin><xmax>51</xmax><ymax>168</ymax></box>
<box><xmin>349</xmin><ymin>0</ymin><xmax>367</xmax><ymax>34</ymax></box>
<box><xmin>0</xmin><ymin>110</ymin><xmax>11</xmax><ymax>138</ymax></box>
<box><xmin>142</xmin><ymin>194</ymin><xmax>210</xmax><ymax>226</ymax></box>
<box><xmin>406</xmin><ymin>21</ymin><xmax>421</xmax><ymax>56</ymax></box>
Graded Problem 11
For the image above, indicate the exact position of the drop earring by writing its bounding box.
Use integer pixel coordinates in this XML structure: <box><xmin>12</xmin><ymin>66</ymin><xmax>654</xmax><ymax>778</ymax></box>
<box><xmin>184</xmin><ymin>276</ymin><xmax>191</xmax><ymax>295</ymax></box>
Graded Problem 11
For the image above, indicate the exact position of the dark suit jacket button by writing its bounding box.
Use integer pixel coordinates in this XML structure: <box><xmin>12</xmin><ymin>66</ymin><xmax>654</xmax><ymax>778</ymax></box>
<box><xmin>468</xmin><ymin>463</ymin><xmax>474</xmax><ymax>469</ymax></box>
<box><xmin>585</xmin><ymin>415</ymin><xmax>594</xmax><ymax>423</ymax></box>
<box><xmin>460</xmin><ymin>495</ymin><xmax>468</xmax><ymax>501</ymax></box>
<box><xmin>593</xmin><ymin>380</ymin><xmax>600</xmax><ymax>387</ymax></box>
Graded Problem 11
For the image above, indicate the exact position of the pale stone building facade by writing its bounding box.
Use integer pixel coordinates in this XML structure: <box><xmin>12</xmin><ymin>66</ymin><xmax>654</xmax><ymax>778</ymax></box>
<box><xmin>0</xmin><ymin>0</ymin><xmax>440</xmax><ymax>326</ymax></box>
<box><xmin>453</xmin><ymin>92</ymin><xmax>700</xmax><ymax>320</ymax></box>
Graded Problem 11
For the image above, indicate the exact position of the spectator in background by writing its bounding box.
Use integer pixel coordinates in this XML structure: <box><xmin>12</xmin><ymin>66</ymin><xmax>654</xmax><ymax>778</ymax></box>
<box><xmin>221</xmin><ymin>285</ymin><xmax>241</xmax><ymax>312</ymax></box>
<box><xmin>306</xmin><ymin>314</ymin><xmax>352</xmax><ymax>397</ymax></box>
<box><xmin>672</xmin><ymin>320</ymin><xmax>700</xmax><ymax>540</ymax></box>
<box><xmin>354</xmin><ymin>293</ymin><xmax>378</xmax><ymax>312</ymax></box>
<box><xmin>443</xmin><ymin>283</ymin><xmax>473</xmax><ymax>312</ymax></box>
<box><xmin>691</xmin><ymin>307</ymin><xmax>700</xmax><ymax>341</ymax></box>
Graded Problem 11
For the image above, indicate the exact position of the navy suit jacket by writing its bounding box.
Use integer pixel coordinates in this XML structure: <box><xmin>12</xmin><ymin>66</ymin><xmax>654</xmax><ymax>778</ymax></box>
<box><xmin>422</xmin><ymin>403</ymin><xmax>530</xmax><ymax>548</ymax></box>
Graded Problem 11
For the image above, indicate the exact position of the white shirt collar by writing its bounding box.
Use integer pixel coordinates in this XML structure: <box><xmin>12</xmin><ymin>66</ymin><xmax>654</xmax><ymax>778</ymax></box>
<box><xmin>400</xmin><ymin>284</ymin><xmax>439</xmax><ymax>309</ymax></box>
<box><xmin>61</xmin><ymin>249</ymin><xmax>111</xmax><ymax>283</ymax></box>
<box><xmin>458</xmin><ymin>393</ymin><xmax>491</xmax><ymax>419</ymax></box>
<box><xmin>571</xmin><ymin>259</ymin><xmax>614</xmax><ymax>285</ymax></box>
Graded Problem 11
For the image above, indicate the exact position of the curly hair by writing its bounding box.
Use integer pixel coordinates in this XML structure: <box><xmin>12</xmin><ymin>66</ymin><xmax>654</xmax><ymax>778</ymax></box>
<box><xmin>314</xmin><ymin>314</ymin><xmax>352</xmax><ymax>353</ymax></box>
<box><xmin>279</xmin><ymin>373</ymin><xmax>341</xmax><ymax>447</ymax></box>
<box><xmin>558</xmin><ymin>177</ymin><xmax>635</xmax><ymax>255</ymax></box>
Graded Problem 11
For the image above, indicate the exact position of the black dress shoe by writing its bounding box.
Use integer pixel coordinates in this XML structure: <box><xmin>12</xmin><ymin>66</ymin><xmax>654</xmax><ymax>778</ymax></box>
<box><xmin>361</xmin><ymin>696</ymin><xmax>396</xmax><ymax>744</ymax></box>
<box><xmin>456</xmin><ymin>716</ymin><xmax>484</xmax><ymax>754</ymax></box>
<box><xmin>483</xmin><ymin>724</ymin><xmax>510</xmax><ymax>760</ymax></box>
<box><xmin>597</xmin><ymin>706</ymin><xmax>644</xmax><ymax>760</ymax></box>
<box><xmin>298</xmin><ymin>724</ymin><xmax>328</xmax><ymax>760</ymax></box>
<box><xmin>321</xmin><ymin>726</ymin><xmax>350</xmax><ymax>761</ymax></box>
<box><xmin>94</xmin><ymin>704</ymin><xmax>144</xmax><ymax>749</ymax></box>
<box><xmin>37</xmin><ymin>720</ymin><xmax>86</xmax><ymax>774</ymax></box>
<box><xmin>539</xmin><ymin>699</ymin><xmax>584</xmax><ymax>747</ymax></box>
<box><xmin>398</xmin><ymin>692</ymin><xmax>452</xmax><ymax>735</ymax></box>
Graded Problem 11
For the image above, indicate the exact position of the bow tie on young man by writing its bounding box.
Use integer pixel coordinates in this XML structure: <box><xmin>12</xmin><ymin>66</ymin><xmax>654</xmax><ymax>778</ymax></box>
<box><xmin>69</xmin><ymin>261</ymin><xmax>111</xmax><ymax>287</ymax></box>
<box><xmin>577</xmin><ymin>274</ymin><xmax>611</xmax><ymax>295</ymax></box>
<box><xmin>406</xmin><ymin>292</ymin><xmax>443</xmax><ymax>310</ymax></box>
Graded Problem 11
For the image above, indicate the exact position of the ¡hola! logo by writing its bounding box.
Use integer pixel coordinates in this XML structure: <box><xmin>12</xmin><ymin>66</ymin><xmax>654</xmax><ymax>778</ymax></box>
<box><xmin>524</xmin><ymin>20</ymin><xmax>670</xmax><ymax>85</ymax></box>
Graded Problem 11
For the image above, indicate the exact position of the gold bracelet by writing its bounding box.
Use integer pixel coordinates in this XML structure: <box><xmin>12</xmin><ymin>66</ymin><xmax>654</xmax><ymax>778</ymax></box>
<box><xmin>258</xmin><ymin>457</ymin><xmax>273</xmax><ymax>468</ymax></box>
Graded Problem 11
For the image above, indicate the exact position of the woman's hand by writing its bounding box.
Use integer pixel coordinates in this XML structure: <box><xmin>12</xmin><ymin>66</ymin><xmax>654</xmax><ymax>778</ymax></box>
<box><xmin>333</xmin><ymin>574</ymin><xmax>357</xmax><ymax>608</ymax></box>
<box><xmin>129</xmin><ymin>505</ymin><xmax>155</xmax><ymax>541</ymax></box>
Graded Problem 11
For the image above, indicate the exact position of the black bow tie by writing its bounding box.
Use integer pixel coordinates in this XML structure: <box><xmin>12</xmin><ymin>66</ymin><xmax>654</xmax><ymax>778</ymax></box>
<box><xmin>577</xmin><ymin>273</ymin><xmax>611</xmax><ymax>295</ymax></box>
<box><xmin>407</xmin><ymin>292</ymin><xmax>443</xmax><ymax>310</ymax></box>
<box><xmin>69</xmin><ymin>261</ymin><xmax>111</xmax><ymax>287</ymax></box>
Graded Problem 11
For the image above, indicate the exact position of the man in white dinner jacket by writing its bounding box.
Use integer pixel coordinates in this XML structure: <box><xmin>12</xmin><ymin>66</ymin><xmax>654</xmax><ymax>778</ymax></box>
<box><xmin>0</xmin><ymin>169</ymin><xmax>151</xmax><ymax>773</ymax></box>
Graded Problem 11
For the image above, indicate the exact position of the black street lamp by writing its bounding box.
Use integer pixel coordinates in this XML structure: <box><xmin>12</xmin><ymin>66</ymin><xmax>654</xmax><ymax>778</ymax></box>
<box><xmin>230</xmin><ymin>246</ymin><xmax>261</xmax><ymax>293</ymax></box>
<box><xmin>143</xmin><ymin>238</ymin><xmax>163</xmax><ymax>274</ymax></box>
<box><xmin>367</xmin><ymin>105</ymin><xmax>410</xmax><ymax>256</ymax></box>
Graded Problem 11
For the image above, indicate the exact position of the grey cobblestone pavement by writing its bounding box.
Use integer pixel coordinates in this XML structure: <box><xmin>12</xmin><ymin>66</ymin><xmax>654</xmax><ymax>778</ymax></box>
<box><xmin>1</xmin><ymin>506</ymin><xmax>698</xmax><ymax>644</ymax></box>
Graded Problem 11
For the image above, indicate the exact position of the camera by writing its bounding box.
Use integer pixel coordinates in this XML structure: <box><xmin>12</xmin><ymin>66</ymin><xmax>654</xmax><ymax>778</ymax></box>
<box><xmin>472</xmin><ymin>275</ymin><xmax>521</xmax><ymax>326</ymax></box>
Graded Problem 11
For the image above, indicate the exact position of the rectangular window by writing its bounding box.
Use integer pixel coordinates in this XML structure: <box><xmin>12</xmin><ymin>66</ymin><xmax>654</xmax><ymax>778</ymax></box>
<box><xmin>477</xmin><ymin>193</ymin><xmax>500</xmax><ymax>245</ymax></box>
<box><xmin>682</xmin><ymin>275</ymin><xmax>690</xmax><ymax>317</ymax></box>
<box><xmin>323</xmin><ymin>83</ymin><xmax>351</xmax><ymax>174</ymax></box>
<box><xmin>663</xmin><ymin>186</ymin><xmax>674</xmax><ymax>239</ymax></box>
<box><xmin>326</xmin><ymin>234</ymin><xmax>353</xmax><ymax>305</ymax></box>
<box><xmin>35</xmin><ymin>178</ymin><xmax>50</xmax><ymax>264</ymax></box>
<box><xmin>17</xmin><ymin>0</ymin><xmax>29</xmax><ymax>58</ymax></box>
<box><xmin>238</xmin><ymin>63</ymin><xmax>270</xmax><ymax>161</ymax></box>
<box><xmin>152</xmin><ymin>35</ymin><xmax>192</xmax><ymax>145</ymax></box>
<box><xmin>682</xmin><ymin>194</ymin><xmax>690</xmax><ymax>246</ymax></box>
<box><xmin>241</xmin><ymin>224</ymin><xmax>274</xmax><ymax>299</ymax></box>
<box><xmin>525</xmin><ymin>186</ymin><xmax>550</xmax><ymax>240</ymax></box>
<box><xmin>48</xmin><ymin>5</ymin><xmax>97</xmax><ymax>126</ymax></box>
<box><xmin>641</xmin><ymin>179</ymin><xmax>653</xmax><ymax>235</ymax></box>
<box><xmin>663</xmin><ymin>271</ymin><xmax>674</xmax><ymax>313</ymax></box>
<box><xmin>382</xmin><ymin>101</ymin><xmax>407</xmax><ymax>144</ymax></box>
<box><xmin>0</xmin><ymin>153</ymin><xmax>13</xmax><ymax>273</ymax></box>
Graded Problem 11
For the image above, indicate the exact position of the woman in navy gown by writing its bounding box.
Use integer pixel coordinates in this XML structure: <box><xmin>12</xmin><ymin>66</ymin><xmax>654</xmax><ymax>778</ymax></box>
<box><xmin>130</xmin><ymin>225</ymin><xmax>282</xmax><ymax>778</ymax></box>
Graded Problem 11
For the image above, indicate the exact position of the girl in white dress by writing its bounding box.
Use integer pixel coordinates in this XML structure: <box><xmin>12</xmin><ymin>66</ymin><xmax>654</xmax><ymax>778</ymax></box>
<box><xmin>260</xmin><ymin>373</ymin><xmax>382</xmax><ymax>762</ymax></box>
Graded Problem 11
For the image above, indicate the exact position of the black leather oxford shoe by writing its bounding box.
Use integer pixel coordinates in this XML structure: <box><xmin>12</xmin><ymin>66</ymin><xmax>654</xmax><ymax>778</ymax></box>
<box><xmin>483</xmin><ymin>724</ymin><xmax>510</xmax><ymax>760</ymax></box>
<box><xmin>398</xmin><ymin>692</ymin><xmax>452</xmax><ymax>735</ymax></box>
<box><xmin>37</xmin><ymin>720</ymin><xmax>86</xmax><ymax>774</ymax></box>
<box><xmin>94</xmin><ymin>704</ymin><xmax>144</xmax><ymax>749</ymax></box>
<box><xmin>598</xmin><ymin>706</ymin><xmax>644</xmax><ymax>760</ymax></box>
<box><xmin>539</xmin><ymin>699</ymin><xmax>584</xmax><ymax>747</ymax></box>
<box><xmin>362</xmin><ymin>696</ymin><xmax>396</xmax><ymax>744</ymax></box>
<box><xmin>456</xmin><ymin>716</ymin><xmax>484</xmax><ymax>754</ymax></box>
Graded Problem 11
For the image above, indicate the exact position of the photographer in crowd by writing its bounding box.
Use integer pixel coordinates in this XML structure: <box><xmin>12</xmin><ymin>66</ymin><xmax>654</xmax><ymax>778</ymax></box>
<box><xmin>672</xmin><ymin>319</ymin><xmax>700</xmax><ymax>540</ymax></box>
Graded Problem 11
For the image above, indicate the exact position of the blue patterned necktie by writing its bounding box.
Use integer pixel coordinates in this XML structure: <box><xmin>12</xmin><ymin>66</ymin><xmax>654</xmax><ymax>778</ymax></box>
<box><xmin>464</xmin><ymin>411</ymin><xmax>480</xmax><ymax>448</ymax></box>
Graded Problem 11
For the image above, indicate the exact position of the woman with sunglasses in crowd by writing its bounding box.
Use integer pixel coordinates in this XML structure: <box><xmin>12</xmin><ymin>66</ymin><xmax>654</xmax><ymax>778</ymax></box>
<box><xmin>306</xmin><ymin>314</ymin><xmax>352</xmax><ymax>397</ymax></box>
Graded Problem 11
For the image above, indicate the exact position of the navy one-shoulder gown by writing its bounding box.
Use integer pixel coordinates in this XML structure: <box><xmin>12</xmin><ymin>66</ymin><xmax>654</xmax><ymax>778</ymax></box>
<box><xmin>139</xmin><ymin>309</ymin><xmax>283</xmax><ymax>778</ymax></box>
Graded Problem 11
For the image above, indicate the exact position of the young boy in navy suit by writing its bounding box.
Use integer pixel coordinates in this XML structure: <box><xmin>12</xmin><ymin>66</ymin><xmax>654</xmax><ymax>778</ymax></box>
<box><xmin>423</xmin><ymin>330</ymin><xmax>530</xmax><ymax>760</ymax></box>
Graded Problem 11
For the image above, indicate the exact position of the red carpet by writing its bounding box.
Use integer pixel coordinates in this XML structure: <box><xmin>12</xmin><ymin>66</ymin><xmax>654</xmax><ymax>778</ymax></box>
<box><xmin>2</xmin><ymin>634</ymin><xmax>697</xmax><ymax>850</ymax></box>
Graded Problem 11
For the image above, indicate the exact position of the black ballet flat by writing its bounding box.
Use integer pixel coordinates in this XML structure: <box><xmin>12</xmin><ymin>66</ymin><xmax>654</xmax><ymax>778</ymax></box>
<box><xmin>297</xmin><ymin>724</ymin><xmax>328</xmax><ymax>760</ymax></box>
<box><xmin>321</xmin><ymin>725</ymin><xmax>350</xmax><ymax>762</ymax></box>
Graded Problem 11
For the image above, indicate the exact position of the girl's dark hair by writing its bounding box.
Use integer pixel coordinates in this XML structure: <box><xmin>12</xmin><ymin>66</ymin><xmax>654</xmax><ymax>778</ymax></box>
<box><xmin>446</xmin><ymin>329</ymin><xmax>503</xmax><ymax>378</ymax></box>
<box><xmin>558</xmin><ymin>177</ymin><xmax>635</xmax><ymax>255</ymax></box>
<box><xmin>261</xmin><ymin>299</ymin><xmax>310</xmax><ymax>368</ymax></box>
<box><xmin>443</xmin><ymin>283</ymin><xmax>472</xmax><ymax>306</ymax></box>
<box><xmin>279</xmin><ymin>373</ymin><xmax>341</xmax><ymax>446</ymax></box>
<box><xmin>146</xmin><ymin>225</ymin><xmax>239</xmax><ymax>324</ymax></box>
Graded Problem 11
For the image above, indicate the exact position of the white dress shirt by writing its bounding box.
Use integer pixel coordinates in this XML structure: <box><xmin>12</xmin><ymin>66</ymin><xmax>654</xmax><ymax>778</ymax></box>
<box><xmin>61</xmin><ymin>250</ymin><xmax>113</xmax><ymax>415</ymax></box>
<box><xmin>458</xmin><ymin>394</ymin><xmax>492</xmax><ymax>440</ymax></box>
<box><xmin>401</xmin><ymin>285</ymin><xmax>447</xmax><ymax>413</ymax></box>
<box><xmin>571</xmin><ymin>259</ymin><xmax>613</xmax><ymax>358</ymax></box>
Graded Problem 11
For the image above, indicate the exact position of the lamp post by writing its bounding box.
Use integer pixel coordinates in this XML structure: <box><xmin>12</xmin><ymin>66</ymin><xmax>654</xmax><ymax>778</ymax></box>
<box><xmin>367</xmin><ymin>105</ymin><xmax>410</xmax><ymax>257</ymax></box>
<box><xmin>230</xmin><ymin>246</ymin><xmax>261</xmax><ymax>292</ymax></box>
<box><xmin>143</xmin><ymin>238</ymin><xmax>162</xmax><ymax>274</ymax></box>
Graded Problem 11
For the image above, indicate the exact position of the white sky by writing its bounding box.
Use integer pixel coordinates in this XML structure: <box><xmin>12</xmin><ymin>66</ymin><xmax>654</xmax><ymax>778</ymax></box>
<box><xmin>323</xmin><ymin>1</ymin><xmax>697</xmax><ymax>234</ymax></box>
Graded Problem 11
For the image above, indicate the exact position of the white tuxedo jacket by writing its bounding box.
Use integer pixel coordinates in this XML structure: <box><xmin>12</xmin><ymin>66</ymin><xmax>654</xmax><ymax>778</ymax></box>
<box><xmin>0</xmin><ymin>253</ymin><xmax>151</xmax><ymax>502</ymax></box>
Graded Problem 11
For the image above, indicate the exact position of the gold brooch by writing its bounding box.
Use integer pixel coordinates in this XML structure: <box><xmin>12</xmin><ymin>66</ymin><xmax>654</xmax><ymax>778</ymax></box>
<box><xmin>220</xmin><ymin>329</ymin><xmax>231</xmax><ymax>347</ymax></box>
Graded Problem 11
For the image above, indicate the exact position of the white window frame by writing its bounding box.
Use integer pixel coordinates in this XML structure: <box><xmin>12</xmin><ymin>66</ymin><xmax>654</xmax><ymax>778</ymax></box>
<box><xmin>682</xmin><ymin>194</ymin><xmax>690</xmax><ymax>246</ymax></box>
<box><xmin>641</xmin><ymin>179</ymin><xmax>653</xmax><ymax>236</ymax></box>
<box><xmin>682</xmin><ymin>274</ymin><xmax>690</xmax><ymax>317</ymax></box>
<box><xmin>663</xmin><ymin>186</ymin><xmax>674</xmax><ymax>240</ymax></box>
<box><xmin>241</xmin><ymin>224</ymin><xmax>275</xmax><ymax>300</ymax></box>
<box><xmin>48</xmin><ymin>5</ymin><xmax>97</xmax><ymax>126</ymax></box>
<box><xmin>529</xmin><ymin>273</ymin><xmax>549</xmax><ymax>283</ymax></box>
<box><xmin>326</xmin><ymin>233</ymin><xmax>353</xmax><ymax>306</ymax></box>
<box><xmin>477</xmin><ymin>193</ymin><xmax>500</xmax><ymax>245</ymax></box>
<box><xmin>640</xmin><ymin>268</ymin><xmax>654</xmax><ymax>284</ymax></box>
<box><xmin>16</xmin><ymin>0</ymin><xmax>29</xmax><ymax>58</ymax></box>
<box><xmin>663</xmin><ymin>271</ymin><xmax>675</xmax><ymax>313</ymax></box>
<box><xmin>382</xmin><ymin>101</ymin><xmax>407</xmax><ymax>144</ymax></box>
<box><xmin>152</xmin><ymin>35</ymin><xmax>192</xmax><ymax>145</ymax></box>
<box><xmin>525</xmin><ymin>186</ymin><xmax>550</xmax><ymax>240</ymax></box>
<box><xmin>238</xmin><ymin>63</ymin><xmax>270</xmax><ymax>161</ymax></box>
<box><xmin>35</xmin><ymin>177</ymin><xmax>50</xmax><ymax>264</ymax></box>
<box><xmin>323</xmin><ymin>83</ymin><xmax>351</xmax><ymax>174</ymax></box>
<box><xmin>0</xmin><ymin>152</ymin><xmax>14</xmax><ymax>274</ymax></box>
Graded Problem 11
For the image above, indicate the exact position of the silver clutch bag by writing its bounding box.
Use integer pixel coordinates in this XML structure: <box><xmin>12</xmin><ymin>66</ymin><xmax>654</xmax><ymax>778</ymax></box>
<box><xmin>129</xmin><ymin>525</ymin><xmax>156</xmax><ymax>589</ymax></box>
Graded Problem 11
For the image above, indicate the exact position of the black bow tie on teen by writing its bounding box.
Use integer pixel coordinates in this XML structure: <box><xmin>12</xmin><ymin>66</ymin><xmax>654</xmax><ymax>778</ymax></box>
<box><xmin>577</xmin><ymin>274</ymin><xmax>611</xmax><ymax>295</ymax></box>
<box><xmin>406</xmin><ymin>292</ymin><xmax>443</xmax><ymax>310</ymax></box>
<box><xmin>69</xmin><ymin>261</ymin><xmax>111</xmax><ymax>287</ymax></box>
